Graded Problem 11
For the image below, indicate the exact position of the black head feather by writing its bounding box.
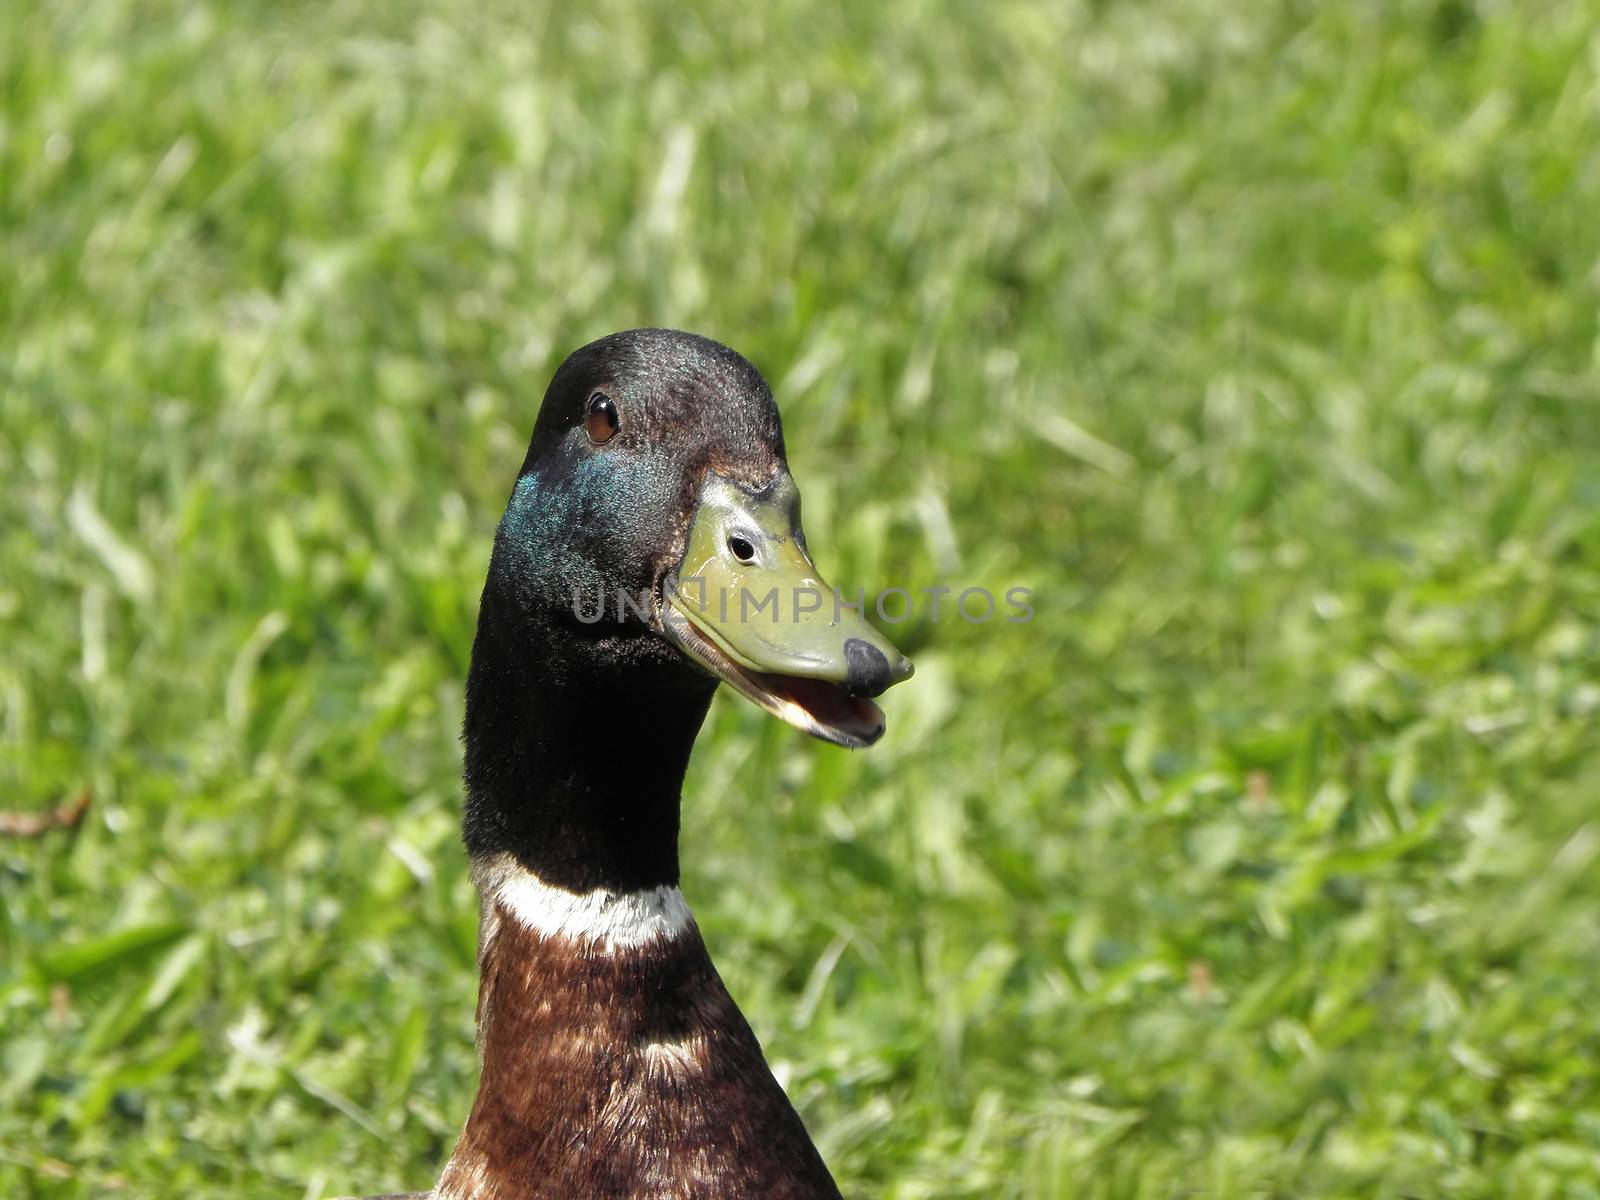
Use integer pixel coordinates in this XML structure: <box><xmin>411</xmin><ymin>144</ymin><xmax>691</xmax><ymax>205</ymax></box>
<box><xmin>462</xmin><ymin>330</ymin><xmax>788</xmax><ymax>890</ymax></box>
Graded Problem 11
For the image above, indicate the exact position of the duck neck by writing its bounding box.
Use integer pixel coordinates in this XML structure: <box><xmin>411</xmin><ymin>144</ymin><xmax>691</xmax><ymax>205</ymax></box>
<box><xmin>462</xmin><ymin>585</ymin><xmax>717</xmax><ymax>894</ymax></box>
<box><xmin>447</xmin><ymin>582</ymin><xmax>844</xmax><ymax>1199</ymax></box>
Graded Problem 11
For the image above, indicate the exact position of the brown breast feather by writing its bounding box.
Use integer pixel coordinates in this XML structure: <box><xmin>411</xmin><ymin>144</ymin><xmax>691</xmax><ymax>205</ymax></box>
<box><xmin>436</xmin><ymin>903</ymin><xmax>843</xmax><ymax>1199</ymax></box>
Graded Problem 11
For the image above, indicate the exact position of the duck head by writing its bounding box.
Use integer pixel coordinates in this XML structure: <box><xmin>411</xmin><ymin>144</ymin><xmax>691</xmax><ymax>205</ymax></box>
<box><xmin>464</xmin><ymin>330</ymin><xmax>912</xmax><ymax>890</ymax></box>
<box><xmin>486</xmin><ymin>328</ymin><xmax>911</xmax><ymax>747</ymax></box>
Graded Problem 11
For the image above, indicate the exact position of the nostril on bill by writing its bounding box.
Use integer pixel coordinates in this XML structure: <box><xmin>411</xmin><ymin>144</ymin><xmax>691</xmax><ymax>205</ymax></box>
<box><xmin>843</xmin><ymin>638</ymin><xmax>892</xmax><ymax>698</ymax></box>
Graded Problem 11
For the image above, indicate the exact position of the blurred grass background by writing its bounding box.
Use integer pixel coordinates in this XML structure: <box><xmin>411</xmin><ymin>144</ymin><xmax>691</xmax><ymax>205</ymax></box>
<box><xmin>4</xmin><ymin>0</ymin><xmax>1600</xmax><ymax>1196</ymax></box>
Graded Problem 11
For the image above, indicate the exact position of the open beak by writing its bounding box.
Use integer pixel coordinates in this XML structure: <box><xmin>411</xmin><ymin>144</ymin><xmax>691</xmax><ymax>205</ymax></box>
<box><xmin>659</xmin><ymin>472</ymin><xmax>913</xmax><ymax>748</ymax></box>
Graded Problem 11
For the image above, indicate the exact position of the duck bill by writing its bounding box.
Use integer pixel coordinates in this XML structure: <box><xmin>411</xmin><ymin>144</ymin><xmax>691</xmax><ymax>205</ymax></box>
<box><xmin>660</xmin><ymin>473</ymin><xmax>913</xmax><ymax>749</ymax></box>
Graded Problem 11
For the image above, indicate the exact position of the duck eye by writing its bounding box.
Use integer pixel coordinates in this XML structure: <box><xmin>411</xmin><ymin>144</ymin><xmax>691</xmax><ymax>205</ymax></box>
<box><xmin>584</xmin><ymin>392</ymin><xmax>620</xmax><ymax>444</ymax></box>
<box><xmin>727</xmin><ymin>535</ymin><xmax>756</xmax><ymax>563</ymax></box>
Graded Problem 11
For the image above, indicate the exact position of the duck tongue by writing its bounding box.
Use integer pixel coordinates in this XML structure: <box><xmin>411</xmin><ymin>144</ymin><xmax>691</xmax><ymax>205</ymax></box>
<box><xmin>746</xmin><ymin>670</ymin><xmax>886</xmax><ymax>746</ymax></box>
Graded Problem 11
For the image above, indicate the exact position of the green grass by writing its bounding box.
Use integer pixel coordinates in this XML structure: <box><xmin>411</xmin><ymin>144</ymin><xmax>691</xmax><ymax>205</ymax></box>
<box><xmin>4</xmin><ymin>0</ymin><xmax>1600</xmax><ymax>1195</ymax></box>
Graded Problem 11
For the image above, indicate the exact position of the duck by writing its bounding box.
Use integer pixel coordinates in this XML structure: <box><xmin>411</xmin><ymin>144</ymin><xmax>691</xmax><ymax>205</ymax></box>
<box><xmin>355</xmin><ymin>329</ymin><xmax>913</xmax><ymax>1200</ymax></box>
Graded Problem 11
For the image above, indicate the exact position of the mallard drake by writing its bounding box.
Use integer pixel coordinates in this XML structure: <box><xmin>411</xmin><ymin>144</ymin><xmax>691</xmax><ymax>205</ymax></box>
<box><xmin>356</xmin><ymin>330</ymin><xmax>912</xmax><ymax>1199</ymax></box>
